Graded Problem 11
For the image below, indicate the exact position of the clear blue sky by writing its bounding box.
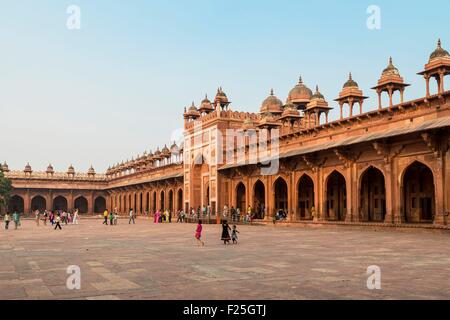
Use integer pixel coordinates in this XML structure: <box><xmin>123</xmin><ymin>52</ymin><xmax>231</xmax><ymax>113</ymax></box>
<box><xmin>1</xmin><ymin>0</ymin><xmax>449</xmax><ymax>172</ymax></box>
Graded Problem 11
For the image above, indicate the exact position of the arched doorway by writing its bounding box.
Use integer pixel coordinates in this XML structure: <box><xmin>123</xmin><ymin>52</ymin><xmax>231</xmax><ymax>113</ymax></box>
<box><xmin>9</xmin><ymin>195</ymin><xmax>24</xmax><ymax>213</ymax></box>
<box><xmin>31</xmin><ymin>195</ymin><xmax>46</xmax><ymax>212</ymax></box>
<box><xmin>253</xmin><ymin>180</ymin><xmax>265</xmax><ymax>219</ymax></box>
<box><xmin>177</xmin><ymin>189</ymin><xmax>183</xmax><ymax>212</ymax></box>
<box><xmin>53</xmin><ymin>196</ymin><xmax>68</xmax><ymax>212</ymax></box>
<box><xmin>74</xmin><ymin>196</ymin><xmax>88</xmax><ymax>214</ymax></box>
<box><xmin>236</xmin><ymin>183</ymin><xmax>246</xmax><ymax>212</ymax></box>
<box><xmin>274</xmin><ymin>177</ymin><xmax>288</xmax><ymax>214</ymax></box>
<box><xmin>360</xmin><ymin>167</ymin><xmax>386</xmax><ymax>222</ymax></box>
<box><xmin>403</xmin><ymin>161</ymin><xmax>435</xmax><ymax>223</ymax></box>
<box><xmin>168</xmin><ymin>190</ymin><xmax>174</xmax><ymax>212</ymax></box>
<box><xmin>326</xmin><ymin>171</ymin><xmax>346</xmax><ymax>221</ymax></box>
<box><xmin>205</xmin><ymin>185</ymin><xmax>210</xmax><ymax>206</ymax></box>
<box><xmin>94</xmin><ymin>196</ymin><xmax>106</xmax><ymax>214</ymax></box>
<box><xmin>298</xmin><ymin>175</ymin><xmax>314</xmax><ymax>220</ymax></box>
<box><xmin>146</xmin><ymin>192</ymin><xmax>150</xmax><ymax>212</ymax></box>
<box><xmin>153</xmin><ymin>191</ymin><xmax>157</xmax><ymax>211</ymax></box>
<box><xmin>160</xmin><ymin>190</ymin><xmax>165</xmax><ymax>211</ymax></box>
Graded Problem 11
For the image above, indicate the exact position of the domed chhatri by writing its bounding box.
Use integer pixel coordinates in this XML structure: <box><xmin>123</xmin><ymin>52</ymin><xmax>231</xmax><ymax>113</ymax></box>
<box><xmin>372</xmin><ymin>57</ymin><xmax>409</xmax><ymax>109</ymax></box>
<box><xmin>214</xmin><ymin>87</ymin><xmax>231</xmax><ymax>109</ymax></box>
<box><xmin>343</xmin><ymin>72</ymin><xmax>359</xmax><ymax>88</ymax></box>
<box><xmin>67</xmin><ymin>164</ymin><xmax>75</xmax><ymax>174</ymax></box>
<box><xmin>335</xmin><ymin>73</ymin><xmax>368</xmax><ymax>119</ymax></box>
<box><xmin>88</xmin><ymin>165</ymin><xmax>96</xmax><ymax>176</ymax></box>
<box><xmin>161</xmin><ymin>144</ymin><xmax>171</xmax><ymax>157</ymax></box>
<box><xmin>24</xmin><ymin>162</ymin><xmax>32</xmax><ymax>173</ymax></box>
<box><xmin>260</xmin><ymin>89</ymin><xmax>283</xmax><ymax>114</ymax></box>
<box><xmin>305</xmin><ymin>85</ymin><xmax>332</xmax><ymax>127</ymax></box>
<box><xmin>184</xmin><ymin>101</ymin><xmax>201</xmax><ymax>120</ymax></box>
<box><xmin>1</xmin><ymin>161</ymin><xmax>9</xmax><ymax>172</ymax></box>
<box><xmin>311</xmin><ymin>85</ymin><xmax>325</xmax><ymax>100</ymax></box>
<box><xmin>46</xmin><ymin>163</ymin><xmax>54</xmax><ymax>174</ymax></box>
<box><xmin>170</xmin><ymin>141</ymin><xmax>180</xmax><ymax>154</ymax></box>
<box><xmin>198</xmin><ymin>94</ymin><xmax>214</xmax><ymax>114</ymax></box>
<box><xmin>418</xmin><ymin>39</ymin><xmax>450</xmax><ymax>97</ymax></box>
<box><xmin>430</xmin><ymin>39</ymin><xmax>450</xmax><ymax>61</ymax></box>
<box><xmin>287</xmin><ymin>76</ymin><xmax>313</xmax><ymax>109</ymax></box>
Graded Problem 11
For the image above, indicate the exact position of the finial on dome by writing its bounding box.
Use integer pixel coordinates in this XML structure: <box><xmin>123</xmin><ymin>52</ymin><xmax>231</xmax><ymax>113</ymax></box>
<box><xmin>438</xmin><ymin>38</ymin><xmax>442</xmax><ymax>48</ymax></box>
<box><xmin>316</xmin><ymin>85</ymin><xmax>319</xmax><ymax>92</ymax></box>
<box><xmin>389</xmin><ymin>56</ymin><xmax>393</xmax><ymax>65</ymax></box>
<box><xmin>299</xmin><ymin>76</ymin><xmax>303</xmax><ymax>84</ymax></box>
<box><xmin>270</xmin><ymin>88</ymin><xmax>274</xmax><ymax>96</ymax></box>
<box><xmin>349</xmin><ymin>72</ymin><xmax>353</xmax><ymax>80</ymax></box>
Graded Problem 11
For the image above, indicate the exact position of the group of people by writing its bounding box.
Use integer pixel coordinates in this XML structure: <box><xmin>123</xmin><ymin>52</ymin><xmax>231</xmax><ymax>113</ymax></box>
<box><xmin>194</xmin><ymin>219</ymin><xmax>240</xmax><ymax>247</ymax></box>
<box><xmin>37</xmin><ymin>209</ymin><xmax>80</xmax><ymax>227</ymax></box>
<box><xmin>102</xmin><ymin>209</ymin><xmax>120</xmax><ymax>226</ymax></box>
<box><xmin>1</xmin><ymin>209</ymin><xmax>81</xmax><ymax>230</ymax></box>
<box><xmin>1</xmin><ymin>211</ymin><xmax>21</xmax><ymax>230</ymax></box>
<box><xmin>222</xmin><ymin>205</ymin><xmax>256</xmax><ymax>224</ymax></box>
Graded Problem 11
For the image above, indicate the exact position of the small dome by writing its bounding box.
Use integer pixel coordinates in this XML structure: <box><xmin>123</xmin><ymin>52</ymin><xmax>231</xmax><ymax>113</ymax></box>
<box><xmin>161</xmin><ymin>144</ymin><xmax>170</xmax><ymax>155</ymax></box>
<box><xmin>287</xmin><ymin>76</ymin><xmax>313</xmax><ymax>102</ymax></box>
<box><xmin>185</xmin><ymin>101</ymin><xmax>200</xmax><ymax>118</ymax></box>
<box><xmin>88</xmin><ymin>165</ymin><xmax>95</xmax><ymax>175</ymax></box>
<box><xmin>214</xmin><ymin>87</ymin><xmax>229</xmax><ymax>104</ymax></box>
<box><xmin>46</xmin><ymin>164</ymin><xmax>54</xmax><ymax>173</ymax></box>
<box><xmin>311</xmin><ymin>85</ymin><xmax>325</xmax><ymax>100</ymax></box>
<box><xmin>154</xmin><ymin>147</ymin><xmax>161</xmax><ymax>156</ymax></box>
<box><xmin>199</xmin><ymin>94</ymin><xmax>214</xmax><ymax>111</ymax></box>
<box><xmin>170</xmin><ymin>142</ymin><xmax>180</xmax><ymax>153</ymax></box>
<box><xmin>1</xmin><ymin>162</ymin><xmax>9</xmax><ymax>172</ymax></box>
<box><xmin>24</xmin><ymin>162</ymin><xmax>32</xmax><ymax>173</ymax></box>
<box><xmin>343</xmin><ymin>73</ymin><xmax>359</xmax><ymax>88</ymax></box>
<box><xmin>67</xmin><ymin>165</ymin><xmax>75</xmax><ymax>174</ymax></box>
<box><xmin>430</xmin><ymin>39</ymin><xmax>450</xmax><ymax>61</ymax></box>
<box><xmin>261</xmin><ymin>89</ymin><xmax>283</xmax><ymax>114</ymax></box>
<box><xmin>382</xmin><ymin>57</ymin><xmax>400</xmax><ymax>76</ymax></box>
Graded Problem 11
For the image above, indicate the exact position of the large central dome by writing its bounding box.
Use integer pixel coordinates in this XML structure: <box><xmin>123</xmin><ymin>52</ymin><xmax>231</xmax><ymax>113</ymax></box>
<box><xmin>287</xmin><ymin>76</ymin><xmax>313</xmax><ymax>103</ymax></box>
<box><xmin>260</xmin><ymin>89</ymin><xmax>283</xmax><ymax>114</ymax></box>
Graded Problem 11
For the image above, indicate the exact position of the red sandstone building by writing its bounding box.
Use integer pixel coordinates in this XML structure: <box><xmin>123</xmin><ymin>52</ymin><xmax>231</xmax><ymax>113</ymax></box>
<box><xmin>3</xmin><ymin>40</ymin><xmax>450</xmax><ymax>225</ymax></box>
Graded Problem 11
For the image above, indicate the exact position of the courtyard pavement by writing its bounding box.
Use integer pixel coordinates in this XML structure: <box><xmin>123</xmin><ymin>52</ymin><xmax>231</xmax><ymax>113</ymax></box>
<box><xmin>1</xmin><ymin>218</ymin><xmax>450</xmax><ymax>300</ymax></box>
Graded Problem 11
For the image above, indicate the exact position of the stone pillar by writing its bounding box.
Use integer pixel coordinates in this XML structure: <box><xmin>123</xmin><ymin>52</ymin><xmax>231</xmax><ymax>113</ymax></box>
<box><xmin>384</xmin><ymin>162</ymin><xmax>394</xmax><ymax>224</ymax></box>
<box><xmin>377</xmin><ymin>90</ymin><xmax>382</xmax><ymax>110</ymax></box>
<box><xmin>434</xmin><ymin>155</ymin><xmax>446</xmax><ymax>225</ymax></box>
<box><xmin>67</xmin><ymin>191</ymin><xmax>74</xmax><ymax>212</ymax></box>
<box><xmin>24</xmin><ymin>189</ymin><xmax>31</xmax><ymax>215</ymax></box>
<box><xmin>288</xmin><ymin>172</ymin><xmax>295</xmax><ymax>222</ymax></box>
<box><xmin>339</xmin><ymin>102</ymin><xmax>344</xmax><ymax>120</ymax></box>
<box><xmin>392</xmin><ymin>159</ymin><xmax>404</xmax><ymax>224</ymax></box>
<box><xmin>313</xmin><ymin>168</ymin><xmax>321</xmax><ymax>222</ymax></box>
<box><xmin>425</xmin><ymin>75</ymin><xmax>430</xmax><ymax>97</ymax></box>
<box><xmin>439</xmin><ymin>70</ymin><xmax>445</xmax><ymax>94</ymax></box>
<box><xmin>88</xmin><ymin>192</ymin><xmax>94</xmax><ymax>215</ymax></box>
<box><xmin>345</xmin><ymin>164</ymin><xmax>355</xmax><ymax>222</ymax></box>
<box><xmin>388</xmin><ymin>87</ymin><xmax>393</xmax><ymax>108</ymax></box>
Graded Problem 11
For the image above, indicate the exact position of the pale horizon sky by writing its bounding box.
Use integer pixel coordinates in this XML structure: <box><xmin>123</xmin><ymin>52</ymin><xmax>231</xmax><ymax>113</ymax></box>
<box><xmin>1</xmin><ymin>0</ymin><xmax>449</xmax><ymax>173</ymax></box>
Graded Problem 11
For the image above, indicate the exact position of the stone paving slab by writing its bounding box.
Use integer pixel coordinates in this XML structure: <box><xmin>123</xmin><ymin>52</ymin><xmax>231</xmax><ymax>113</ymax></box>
<box><xmin>0</xmin><ymin>219</ymin><xmax>450</xmax><ymax>300</ymax></box>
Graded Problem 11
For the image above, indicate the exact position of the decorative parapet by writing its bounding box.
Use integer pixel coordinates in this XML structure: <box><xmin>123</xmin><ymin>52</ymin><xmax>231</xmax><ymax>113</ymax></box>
<box><xmin>4</xmin><ymin>170</ymin><xmax>108</xmax><ymax>181</ymax></box>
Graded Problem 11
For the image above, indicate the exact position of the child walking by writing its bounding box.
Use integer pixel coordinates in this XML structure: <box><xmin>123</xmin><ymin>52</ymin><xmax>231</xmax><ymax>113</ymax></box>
<box><xmin>54</xmin><ymin>213</ymin><xmax>62</xmax><ymax>230</ymax></box>
<box><xmin>231</xmin><ymin>225</ymin><xmax>240</xmax><ymax>244</ymax></box>
<box><xmin>195</xmin><ymin>220</ymin><xmax>205</xmax><ymax>246</ymax></box>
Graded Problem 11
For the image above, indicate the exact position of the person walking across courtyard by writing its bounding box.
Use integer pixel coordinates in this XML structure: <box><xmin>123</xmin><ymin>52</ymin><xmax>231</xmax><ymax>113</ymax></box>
<box><xmin>231</xmin><ymin>225</ymin><xmax>240</xmax><ymax>244</ymax></box>
<box><xmin>195</xmin><ymin>220</ymin><xmax>205</xmax><ymax>246</ymax></box>
<box><xmin>12</xmin><ymin>211</ymin><xmax>21</xmax><ymax>230</ymax></box>
<box><xmin>129</xmin><ymin>208</ymin><xmax>135</xmax><ymax>224</ymax></box>
<box><xmin>221</xmin><ymin>220</ymin><xmax>231</xmax><ymax>245</ymax></box>
<box><xmin>109</xmin><ymin>210</ymin><xmax>114</xmax><ymax>226</ymax></box>
<box><xmin>73</xmin><ymin>209</ymin><xmax>79</xmax><ymax>225</ymax></box>
<box><xmin>103</xmin><ymin>209</ymin><xmax>109</xmax><ymax>225</ymax></box>
<box><xmin>35</xmin><ymin>210</ymin><xmax>40</xmax><ymax>226</ymax></box>
<box><xmin>3</xmin><ymin>212</ymin><xmax>11</xmax><ymax>230</ymax></box>
<box><xmin>54</xmin><ymin>213</ymin><xmax>62</xmax><ymax>230</ymax></box>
